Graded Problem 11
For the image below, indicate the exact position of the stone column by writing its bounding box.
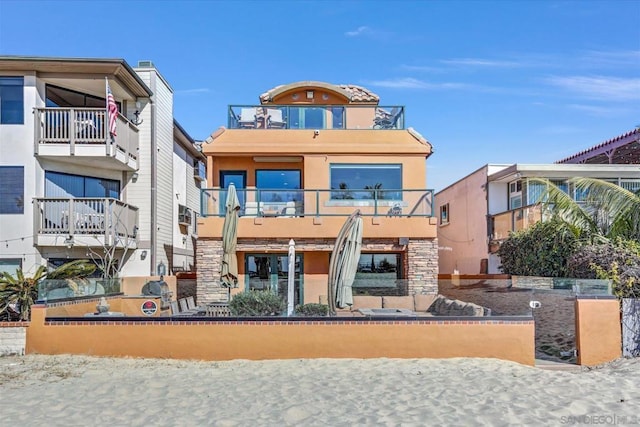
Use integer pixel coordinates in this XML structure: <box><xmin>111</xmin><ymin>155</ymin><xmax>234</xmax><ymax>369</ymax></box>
<box><xmin>196</xmin><ymin>239</ymin><xmax>227</xmax><ymax>304</ymax></box>
<box><xmin>407</xmin><ymin>238</ymin><xmax>438</xmax><ymax>294</ymax></box>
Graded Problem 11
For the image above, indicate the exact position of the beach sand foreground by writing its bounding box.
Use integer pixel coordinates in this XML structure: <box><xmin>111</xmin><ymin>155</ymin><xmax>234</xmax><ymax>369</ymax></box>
<box><xmin>1</xmin><ymin>355</ymin><xmax>639</xmax><ymax>426</ymax></box>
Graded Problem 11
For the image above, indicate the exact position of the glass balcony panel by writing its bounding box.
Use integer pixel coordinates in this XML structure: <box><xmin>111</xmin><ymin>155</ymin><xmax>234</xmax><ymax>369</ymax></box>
<box><xmin>227</xmin><ymin>105</ymin><xmax>404</xmax><ymax>130</ymax></box>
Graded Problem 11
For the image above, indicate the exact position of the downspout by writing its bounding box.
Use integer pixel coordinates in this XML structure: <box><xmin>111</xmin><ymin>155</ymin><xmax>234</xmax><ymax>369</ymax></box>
<box><xmin>150</xmin><ymin>101</ymin><xmax>157</xmax><ymax>275</ymax></box>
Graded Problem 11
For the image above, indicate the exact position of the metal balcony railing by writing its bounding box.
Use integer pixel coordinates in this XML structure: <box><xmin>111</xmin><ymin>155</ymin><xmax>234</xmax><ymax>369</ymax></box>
<box><xmin>227</xmin><ymin>105</ymin><xmax>405</xmax><ymax>130</ymax></box>
<box><xmin>200</xmin><ymin>188</ymin><xmax>433</xmax><ymax>218</ymax></box>
<box><xmin>34</xmin><ymin>107</ymin><xmax>139</xmax><ymax>166</ymax></box>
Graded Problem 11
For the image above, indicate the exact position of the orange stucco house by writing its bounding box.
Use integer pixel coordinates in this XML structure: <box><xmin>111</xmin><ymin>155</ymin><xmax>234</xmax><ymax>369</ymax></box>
<box><xmin>196</xmin><ymin>81</ymin><xmax>438</xmax><ymax>305</ymax></box>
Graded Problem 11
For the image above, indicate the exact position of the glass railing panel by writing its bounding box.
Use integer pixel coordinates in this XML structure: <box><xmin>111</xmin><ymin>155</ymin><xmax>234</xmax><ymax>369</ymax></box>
<box><xmin>38</xmin><ymin>277</ymin><xmax>122</xmax><ymax>301</ymax></box>
<box><xmin>439</xmin><ymin>277</ymin><xmax>534</xmax><ymax>317</ymax></box>
<box><xmin>227</xmin><ymin>105</ymin><xmax>405</xmax><ymax>130</ymax></box>
<box><xmin>200</xmin><ymin>188</ymin><xmax>434</xmax><ymax>217</ymax></box>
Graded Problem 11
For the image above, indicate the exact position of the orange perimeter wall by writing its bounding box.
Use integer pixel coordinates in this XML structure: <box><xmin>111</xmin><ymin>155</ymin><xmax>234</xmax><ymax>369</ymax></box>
<box><xmin>27</xmin><ymin>304</ymin><xmax>535</xmax><ymax>365</ymax></box>
<box><xmin>575</xmin><ymin>297</ymin><xmax>621</xmax><ymax>366</ymax></box>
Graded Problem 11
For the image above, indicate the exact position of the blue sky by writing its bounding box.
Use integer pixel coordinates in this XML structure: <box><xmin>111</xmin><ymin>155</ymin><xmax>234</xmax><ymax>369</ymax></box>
<box><xmin>1</xmin><ymin>0</ymin><xmax>638</xmax><ymax>191</ymax></box>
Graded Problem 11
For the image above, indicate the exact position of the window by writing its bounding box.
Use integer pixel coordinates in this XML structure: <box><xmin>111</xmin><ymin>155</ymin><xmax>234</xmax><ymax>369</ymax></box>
<box><xmin>0</xmin><ymin>259</ymin><xmax>21</xmax><ymax>276</ymax></box>
<box><xmin>288</xmin><ymin>107</ymin><xmax>325</xmax><ymax>129</ymax></box>
<box><xmin>0</xmin><ymin>77</ymin><xmax>24</xmax><ymax>124</ymax></box>
<box><xmin>353</xmin><ymin>253</ymin><xmax>404</xmax><ymax>296</ymax></box>
<box><xmin>330</xmin><ymin>164</ymin><xmax>402</xmax><ymax>200</ymax></box>
<box><xmin>440</xmin><ymin>203</ymin><xmax>449</xmax><ymax>225</ymax></box>
<box><xmin>509</xmin><ymin>179</ymin><xmax>522</xmax><ymax>209</ymax></box>
<box><xmin>46</xmin><ymin>84</ymin><xmax>118</xmax><ymax>109</ymax></box>
<box><xmin>45</xmin><ymin>171</ymin><xmax>120</xmax><ymax>198</ymax></box>
<box><xmin>0</xmin><ymin>166</ymin><xmax>24</xmax><ymax>214</ymax></box>
<box><xmin>256</xmin><ymin>170</ymin><xmax>301</xmax><ymax>203</ymax></box>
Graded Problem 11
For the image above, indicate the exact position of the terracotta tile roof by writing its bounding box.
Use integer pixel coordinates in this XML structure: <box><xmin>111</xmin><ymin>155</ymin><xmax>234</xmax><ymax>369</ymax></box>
<box><xmin>336</xmin><ymin>84</ymin><xmax>379</xmax><ymax>103</ymax></box>
<box><xmin>556</xmin><ymin>128</ymin><xmax>640</xmax><ymax>164</ymax></box>
<box><xmin>259</xmin><ymin>82</ymin><xmax>379</xmax><ymax>104</ymax></box>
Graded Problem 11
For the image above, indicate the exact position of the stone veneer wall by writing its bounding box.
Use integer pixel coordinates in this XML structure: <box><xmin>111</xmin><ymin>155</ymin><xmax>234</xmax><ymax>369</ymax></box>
<box><xmin>0</xmin><ymin>322</ymin><xmax>28</xmax><ymax>356</ymax></box>
<box><xmin>196</xmin><ymin>239</ymin><xmax>225</xmax><ymax>304</ymax></box>
<box><xmin>196</xmin><ymin>237</ymin><xmax>437</xmax><ymax>302</ymax></box>
<box><xmin>407</xmin><ymin>238</ymin><xmax>438</xmax><ymax>294</ymax></box>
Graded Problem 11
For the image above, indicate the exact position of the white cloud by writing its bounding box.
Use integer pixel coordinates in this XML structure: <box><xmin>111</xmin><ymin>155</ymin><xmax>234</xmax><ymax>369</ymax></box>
<box><xmin>440</xmin><ymin>58</ymin><xmax>524</xmax><ymax>68</ymax></box>
<box><xmin>545</xmin><ymin>75</ymin><xmax>640</xmax><ymax>101</ymax></box>
<box><xmin>580</xmin><ymin>50</ymin><xmax>640</xmax><ymax>67</ymax></box>
<box><xmin>566</xmin><ymin>103</ymin><xmax>631</xmax><ymax>117</ymax></box>
<box><xmin>345</xmin><ymin>26</ymin><xmax>371</xmax><ymax>37</ymax></box>
<box><xmin>364</xmin><ymin>77</ymin><xmax>468</xmax><ymax>90</ymax></box>
<box><xmin>175</xmin><ymin>88</ymin><xmax>210</xmax><ymax>95</ymax></box>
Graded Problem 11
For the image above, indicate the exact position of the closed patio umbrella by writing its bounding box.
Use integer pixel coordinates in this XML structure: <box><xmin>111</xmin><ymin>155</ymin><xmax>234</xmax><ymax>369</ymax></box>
<box><xmin>221</xmin><ymin>183</ymin><xmax>240</xmax><ymax>289</ymax></box>
<box><xmin>328</xmin><ymin>210</ymin><xmax>363</xmax><ymax>312</ymax></box>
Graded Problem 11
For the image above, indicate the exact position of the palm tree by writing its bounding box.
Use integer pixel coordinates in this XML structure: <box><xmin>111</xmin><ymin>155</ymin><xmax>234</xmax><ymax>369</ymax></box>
<box><xmin>0</xmin><ymin>260</ymin><xmax>96</xmax><ymax>321</ymax></box>
<box><xmin>532</xmin><ymin>177</ymin><xmax>640</xmax><ymax>243</ymax></box>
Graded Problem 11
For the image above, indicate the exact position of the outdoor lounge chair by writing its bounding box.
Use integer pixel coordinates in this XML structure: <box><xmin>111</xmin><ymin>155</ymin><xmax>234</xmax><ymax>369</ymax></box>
<box><xmin>266</xmin><ymin>108</ymin><xmax>286</xmax><ymax>129</ymax></box>
<box><xmin>373</xmin><ymin>107</ymin><xmax>402</xmax><ymax>129</ymax></box>
<box><xmin>238</xmin><ymin>107</ymin><xmax>257</xmax><ymax>128</ymax></box>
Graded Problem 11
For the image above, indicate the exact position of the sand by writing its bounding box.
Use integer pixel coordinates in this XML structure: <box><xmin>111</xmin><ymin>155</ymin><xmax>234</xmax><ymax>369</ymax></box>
<box><xmin>1</xmin><ymin>355</ymin><xmax>639</xmax><ymax>426</ymax></box>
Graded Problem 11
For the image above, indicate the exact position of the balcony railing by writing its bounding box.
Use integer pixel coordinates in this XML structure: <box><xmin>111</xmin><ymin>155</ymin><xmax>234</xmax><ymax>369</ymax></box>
<box><xmin>490</xmin><ymin>204</ymin><xmax>543</xmax><ymax>241</ymax></box>
<box><xmin>201</xmin><ymin>188</ymin><xmax>433</xmax><ymax>217</ymax></box>
<box><xmin>34</xmin><ymin>197</ymin><xmax>138</xmax><ymax>247</ymax></box>
<box><xmin>227</xmin><ymin>105</ymin><xmax>405</xmax><ymax>130</ymax></box>
<box><xmin>34</xmin><ymin>107</ymin><xmax>139</xmax><ymax>169</ymax></box>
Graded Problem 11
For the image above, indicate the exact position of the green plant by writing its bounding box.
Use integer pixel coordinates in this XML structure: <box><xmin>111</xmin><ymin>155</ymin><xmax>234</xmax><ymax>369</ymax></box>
<box><xmin>294</xmin><ymin>303</ymin><xmax>329</xmax><ymax>316</ymax></box>
<box><xmin>0</xmin><ymin>260</ymin><xmax>96</xmax><ymax>321</ymax></box>
<box><xmin>229</xmin><ymin>290</ymin><xmax>286</xmax><ymax>316</ymax></box>
<box><xmin>578</xmin><ymin>239</ymin><xmax>640</xmax><ymax>299</ymax></box>
<box><xmin>533</xmin><ymin>177</ymin><xmax>640</xmax><ymax>242</ymax></box>
<box><xmin>497</xmin><ymin>218</ymin><xmax>579</xmax><ymax>277</ymax></box>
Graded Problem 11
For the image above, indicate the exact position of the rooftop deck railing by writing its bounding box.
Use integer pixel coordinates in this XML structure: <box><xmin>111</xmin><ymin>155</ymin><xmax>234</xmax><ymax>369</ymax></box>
<box><xmin>227</xmin><ymin>105</ymin><xmax>405</xmax><ymax>130</ymax></box>
<box><xmin>201</xmin><ymin>188</ymin><xmax>433</xmax><ymax>217</ymax></box>
<box><xmin>34</xmin><ymin>107</ymin><xmax>139</xmax><ymax>166</ymax></box>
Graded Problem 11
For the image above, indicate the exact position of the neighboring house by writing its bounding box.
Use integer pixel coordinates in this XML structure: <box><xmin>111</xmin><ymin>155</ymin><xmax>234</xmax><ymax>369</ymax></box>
<box><xmin>556</xmin><ymin>128</ymin><xmax>640</xmax><ymax>164</ymax></box>
<box><xmin>436</xmin><ymin>163</ymin><xmax>640</xmax><ymax>275</ymax></box>
<box><xmin>197</xmin><ymin>81</ymin><xmax>437</xmax><ymax>304</ymax></box>
<box><xmin>0</xmin><ymin>56</ymin><xmax>203</xmax><ymax>279</ymax></box>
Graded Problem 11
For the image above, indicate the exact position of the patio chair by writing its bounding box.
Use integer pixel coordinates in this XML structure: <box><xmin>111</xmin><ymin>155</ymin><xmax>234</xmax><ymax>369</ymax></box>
<box><xmin>170</xmin><ymin>300</ymin><xmax>180</xmax><ymax>315</ymax></box>
<box><xmin>373</xmin><ymin>107</ymin><xmax>402</xmax><ymax>129</ymax></box>
<box><xmin>238</xmin><ymin>107</ymin><xmax>257</xmax><ymax>128</ymax></box>
<box><xmin>186</xmin><ymin>296</ymin><xmax>197</xmax><ymax>310</ymax></box>
<box><xmin>266</xmin><ymin>108</ymin><xmax>286</xmax><ymax>129</ymax></box>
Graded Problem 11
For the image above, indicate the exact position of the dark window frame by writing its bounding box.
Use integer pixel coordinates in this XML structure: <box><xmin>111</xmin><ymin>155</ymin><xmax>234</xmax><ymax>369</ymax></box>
<box><xmin>0</xmin><ymin>166</ymin><xmax>24</xmax><ymax>214</ymax></box>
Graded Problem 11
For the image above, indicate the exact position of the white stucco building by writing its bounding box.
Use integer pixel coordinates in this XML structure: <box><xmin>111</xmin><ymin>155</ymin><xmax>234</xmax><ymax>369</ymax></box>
<box><xmin>0</xmin><ymin>56</ymin><xmax>205</xmax><ymax>278</ymax></box>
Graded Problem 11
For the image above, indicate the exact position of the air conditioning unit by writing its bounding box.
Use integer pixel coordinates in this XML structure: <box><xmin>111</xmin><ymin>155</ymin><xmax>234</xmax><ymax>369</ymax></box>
<box><xmin>193</xmin><ymin>161</ymin><xmax>206</xmax><ymax>181</ymax></box>
<box><xmin>178</xmin><ymin>205</ymin><xmax>192</xmax><ymax>226</ymax></box>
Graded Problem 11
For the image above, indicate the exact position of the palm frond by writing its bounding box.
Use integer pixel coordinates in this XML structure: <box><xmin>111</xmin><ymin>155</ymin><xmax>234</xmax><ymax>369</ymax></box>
<box><xmin>529</xmin><ymin>177</ymin><xmax>600</xmax><ymax>240</ymax></box>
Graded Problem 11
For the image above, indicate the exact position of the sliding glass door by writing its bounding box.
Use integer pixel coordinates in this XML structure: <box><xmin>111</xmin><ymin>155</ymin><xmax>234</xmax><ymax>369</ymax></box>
<box><xmin>246</xmin><ymin>254</ymin><xmax>303</xmax><ymax>306</ymax></box>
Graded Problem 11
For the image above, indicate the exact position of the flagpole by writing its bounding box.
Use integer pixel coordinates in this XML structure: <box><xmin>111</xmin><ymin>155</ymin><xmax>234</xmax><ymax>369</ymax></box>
<box><xmin>105</xmin><ymin>77</ymin><xmax>109</xmax><ymax>142</ymax></box>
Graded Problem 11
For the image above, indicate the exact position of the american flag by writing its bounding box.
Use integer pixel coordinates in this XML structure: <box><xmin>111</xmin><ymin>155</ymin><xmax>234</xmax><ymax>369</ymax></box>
<box><xmin>106</xmin><ymin>81</ymin><xmax>118</xmax><ymax>137</ymax></box>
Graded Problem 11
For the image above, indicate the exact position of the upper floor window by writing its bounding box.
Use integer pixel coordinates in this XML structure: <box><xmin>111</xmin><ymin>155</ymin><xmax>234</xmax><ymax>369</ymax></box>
<box><xmin>0</xmin><ymin>77</ymin><xmax>24</xmax><ymax>124</ymax></box>
<box><xmin>509</xmin><ymin>179</ymin><xmax>522</xmax><ymax>209</ymax></box>
<box><xmin>0</xmin><ymin>166</ymin><xmax>24</xmax><ymax>214</ymax></box>
<box><xmin>45</xmin><ymin>171</ymin><xmax>120</xmax><ymax>199</ymax></box>
<box><xmin>440</xmin><ymin>203</ymin><xmax>449</xmax><ymax>225</ymax></box>
<box><xmin>330</xmin><ymin>164</ymin><xmax>402</xmax><ymax>200</ymax></box>
<box><xmin>256</xmin><ymin>169</ymin><xmax>301</xmax><ymax>203</ymax></box>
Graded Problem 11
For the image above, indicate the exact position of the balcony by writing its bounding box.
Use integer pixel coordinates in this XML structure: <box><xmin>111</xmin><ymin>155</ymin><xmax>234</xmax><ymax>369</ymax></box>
<box><xmin>201</xmin><ymin>188</ymin><xmax>433</xmax><ymax>218</ymax></box>
<box><xmin>33</xmin><ymin>197</ymin><xmax>138</xmax><ymax>249</ymax></box>
<box><xmin>490</xmin><ymin>205</ymin><xmax>544</xmax><ymax>242</ymax></box>
<box><xmin>34</xmin><ymin>108</ymin><xmax>139</xmax><ymax>171</ymax></box>
<box><xmin>227</xmin><ymin>105</ymin><xmax>405</xmax><ymax>130</ymax></box>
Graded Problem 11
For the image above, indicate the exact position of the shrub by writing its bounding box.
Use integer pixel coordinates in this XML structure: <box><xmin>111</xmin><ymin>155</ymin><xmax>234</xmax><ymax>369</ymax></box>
<box><xmin>498</xmin><ymin>218</ymin><xmax>579</xmax><ymax>277</ymax></box>
<box><xmin>229</xmin><ymin>290</ymin><xmax>286</xmax><ymax>316</ymax></box>
<box><xmin>567</xmin><ymin>238</ymin><xmax>640</xmax><ymax>298</ymax></box>
<box><xmin>294</xmin><ymin>303</ymin><xmax>329</xmax><ymax>317</ymax></box>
